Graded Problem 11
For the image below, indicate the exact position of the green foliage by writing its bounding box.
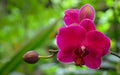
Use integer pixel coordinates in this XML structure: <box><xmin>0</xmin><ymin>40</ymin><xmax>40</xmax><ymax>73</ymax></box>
<box><xmin>0</xmin><ymin>0</ymin><xmax>120</xmax><ymax>75</ymax></box>
<box><xmin>0</xmin><ymin>19</ymin><xmax>59</xmax><ymax>75</ymax></box>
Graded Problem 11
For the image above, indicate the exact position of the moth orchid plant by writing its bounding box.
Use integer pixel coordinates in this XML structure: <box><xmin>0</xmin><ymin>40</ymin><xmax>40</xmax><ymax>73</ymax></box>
<box><xmin>23</xmin><ymin>4</ymin><xmax>117</xmax><ymax>70</ymax></box>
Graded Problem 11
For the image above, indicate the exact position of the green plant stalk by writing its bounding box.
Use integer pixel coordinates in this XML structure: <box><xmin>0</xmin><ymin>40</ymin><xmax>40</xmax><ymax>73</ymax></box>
<box><xmin>0</xmin><ymin>19</ymin><xmax>60</xmax><ymax>75</ymax></box>
<box><xmin>39</xmin><ymin>50</ymin><xmax>120</xmax><ymax>59</ymax></box>
<box><xmin>110</xmin><ymin>51</ymin><xmax>120</xmax><ymax>58</ymax></box>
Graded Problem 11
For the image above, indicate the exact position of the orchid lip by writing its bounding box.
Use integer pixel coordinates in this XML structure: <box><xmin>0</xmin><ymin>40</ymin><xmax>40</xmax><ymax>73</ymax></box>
<box><xmin>73</xmin><ymin>47</ymin><xmax>89</xmax><ymax>67</ymax></box>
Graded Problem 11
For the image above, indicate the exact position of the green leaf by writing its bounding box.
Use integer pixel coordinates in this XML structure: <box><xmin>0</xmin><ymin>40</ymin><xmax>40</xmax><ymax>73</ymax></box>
<box><xmin>0</xmin><ymin>19</ymin><xmax>60</xmax><ymax>75</ymax></box>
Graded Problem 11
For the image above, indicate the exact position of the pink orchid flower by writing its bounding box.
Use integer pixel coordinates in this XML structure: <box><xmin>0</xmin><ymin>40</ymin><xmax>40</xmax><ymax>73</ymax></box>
<box><xmin>56</xmin><ymin>4</ymin><xmax>111</xmax><ymax>69</ymax></box>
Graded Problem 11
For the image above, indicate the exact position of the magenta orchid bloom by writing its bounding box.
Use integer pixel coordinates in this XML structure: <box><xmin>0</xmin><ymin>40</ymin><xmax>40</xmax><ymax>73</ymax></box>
<box><xmin>56</xmin><ymin>4</ymin><xmax>111</xmax><ymax>69</ymax></box>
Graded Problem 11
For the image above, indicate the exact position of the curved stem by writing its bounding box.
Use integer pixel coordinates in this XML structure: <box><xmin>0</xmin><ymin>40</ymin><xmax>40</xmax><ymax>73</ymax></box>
<box><xmin>110</xmin><ymin>51</ymin><xmax>120</xmax><ymax>58</ymax></box>
<box><xmin>39</xmin><ymin>53</ymin><xmax>55</xmax><ymax>59</ymax></box>
<box><xmin>39</xmin><ymin>50</ymin><xmax>120</xmax><ymax>59</ymax></box>
<box><xmin>49</xmin><ymin>50</ymin><xmax>58</xmax><ymax>53</ymax></box>
<box><xmin>38</xmin><ymin>50</ymin><xmax>58</xmax><ymax>59</ymax></box>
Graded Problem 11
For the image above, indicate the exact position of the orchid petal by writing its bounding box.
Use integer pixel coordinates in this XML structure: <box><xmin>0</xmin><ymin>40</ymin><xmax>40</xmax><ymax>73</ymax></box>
<box><xmin>56</xmin><ymin>26</ymin><xmax>86</xmax><ymax>53</ymax></box>
<box><xmin>64</xmin><ymin>9</ymin><xmax>79</xmax><ymax>26</ymax></box>
<box><xmin>57</xmin><ymin>50</ymin><xmax>73</xmax><ymax>63</ymax></box>
<box><xmin>79</xmin><ymin>4</ymin><xmax>95</xmax><ymax>22</ymax></box>
<box><xmin>84</xmin><ymin>53</ymin><xmax>102</xmax><ymax>69</ymax></box>
<box><xmin>79</xmin><ymin>19</ymin><xmax>96</xmax><ymax>32</ymax></box>
<box><xmin>85</xmin><ymin>31</ymin><xmax>110</xmax><ymax>57</ymax></box>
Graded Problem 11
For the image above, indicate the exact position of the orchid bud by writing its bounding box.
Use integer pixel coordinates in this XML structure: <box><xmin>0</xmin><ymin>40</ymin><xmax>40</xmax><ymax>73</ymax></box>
<box><xmin>23</xmin><ymin>51</ymin><xmax>39</xmax><ymax>64</ymax></box>
<box><xmin>79</xmin><ymin>4</ymin><xmax>95</xmax><ymax>21</ymax></box>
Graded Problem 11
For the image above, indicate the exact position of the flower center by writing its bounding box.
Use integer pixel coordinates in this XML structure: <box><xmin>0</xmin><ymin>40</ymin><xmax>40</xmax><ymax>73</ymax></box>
<box><xmin>73</xmin><ymin>46</ymin><xmax>89</xmax><ymax>66</ymax></box>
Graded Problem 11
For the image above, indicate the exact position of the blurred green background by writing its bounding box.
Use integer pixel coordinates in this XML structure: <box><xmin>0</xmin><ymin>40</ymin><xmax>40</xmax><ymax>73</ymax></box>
<box><xmin>0</xmin><ymin>0</ymin><xmax>120</xmax><ymax>75</ymax></box>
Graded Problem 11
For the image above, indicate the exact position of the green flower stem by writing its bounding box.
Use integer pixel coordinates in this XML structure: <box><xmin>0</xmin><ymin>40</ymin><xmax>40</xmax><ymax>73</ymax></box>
<box><xmin>48</xmin><ymin>50</ymin><xmax>58</xmax><ymax>53</ymax></box>
<box><xmin>38</xmin><ymin>53</ymin><xmax>55</xmax><ymax>59</ymax></box>
<box><xmin>38</xmin><ymin>50</ymin><xmax>120</xmax><ymax>59</ymax></box>
<box><xmin>110</xmin><ymin>51</ymin><xmax>120</xmax><ymax>58</ymax></box>
<box><xmin>38</xmin><ymin>50</ymin><xmax>58</xmax><ymax>59</ymax></box>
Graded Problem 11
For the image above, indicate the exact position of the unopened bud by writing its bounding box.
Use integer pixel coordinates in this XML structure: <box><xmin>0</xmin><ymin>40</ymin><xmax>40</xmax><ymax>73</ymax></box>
<box><xmin>23</xmin><ymin>51</ymin><xmax>39</xmax><ymax>64</ymax></box>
